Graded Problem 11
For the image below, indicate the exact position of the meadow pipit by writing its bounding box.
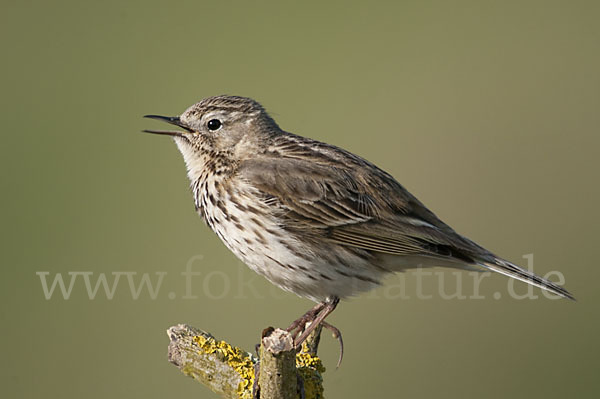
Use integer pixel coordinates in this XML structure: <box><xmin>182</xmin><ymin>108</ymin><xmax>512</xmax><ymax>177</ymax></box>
<box><xmin>144</xmin><ymin>95</ymin><xmax>574</xmax><ymax>357</ymax></box>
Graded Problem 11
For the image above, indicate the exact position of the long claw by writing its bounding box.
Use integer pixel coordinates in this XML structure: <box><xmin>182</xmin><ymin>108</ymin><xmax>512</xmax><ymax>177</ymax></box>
<box><xmin>321</xmin><ymin>321</ymin><xmax>344</xmax><ymax>368</ymax></box>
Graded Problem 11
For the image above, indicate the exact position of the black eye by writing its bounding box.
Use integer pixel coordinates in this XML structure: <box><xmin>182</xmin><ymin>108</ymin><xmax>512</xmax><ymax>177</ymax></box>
<box><xmin>207</xmin><ymin>119</ymin><xmax>222</xmax><ymax>131</ymax></box>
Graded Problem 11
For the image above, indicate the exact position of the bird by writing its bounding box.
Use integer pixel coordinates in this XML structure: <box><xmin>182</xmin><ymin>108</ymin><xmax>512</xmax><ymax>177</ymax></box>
<box><xmin>143</xmin><ymin>95</ymin><xmax>574</xmax><ymax>360</ymax></box>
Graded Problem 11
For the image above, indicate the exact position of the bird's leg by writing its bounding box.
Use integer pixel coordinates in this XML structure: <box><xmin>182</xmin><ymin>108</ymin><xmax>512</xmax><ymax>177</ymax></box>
<box><xmin>285</xmin><ymin>297</ymin><xmax>344</xmax><ymax>365</ymax></box>
<box><xmin>286</xmin><ymin>301</ymin><xmax>326</xmax><ymax>341</ymax></box>
<box><xmin>291</xmin><ymin>297</ymin><xmax>340</xmax><ymax>349</ymax></box>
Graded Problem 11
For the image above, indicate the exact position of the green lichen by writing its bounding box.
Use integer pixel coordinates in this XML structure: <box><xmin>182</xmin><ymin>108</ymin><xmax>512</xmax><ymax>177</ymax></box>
<box><xmin>194</xmin><ymin>335</ymin><xmax>256</xmax><ymax>399</ymax></box>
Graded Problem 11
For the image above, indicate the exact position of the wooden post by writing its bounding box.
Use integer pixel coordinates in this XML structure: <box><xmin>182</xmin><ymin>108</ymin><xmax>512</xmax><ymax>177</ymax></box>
<box><xmin>167</xmin><ymin>324</ymin><xmax>325</xmax><ymax>399</ymax></box>
<box><xmin>257</xmin><ymin>327</ymin><xmax>297</xmax><ymax>398</ymax></box>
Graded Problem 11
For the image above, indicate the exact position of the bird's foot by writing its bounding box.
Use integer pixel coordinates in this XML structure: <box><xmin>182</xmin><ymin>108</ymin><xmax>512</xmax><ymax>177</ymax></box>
<box><xmin>285</xmin><ymin>297</ymin><xmax>344</xmax><ymax>366</ymax></box>
<box><xmin>286</xmin><ymin>301</ymin><xmax>326</xmax><ymax>341</ymax></box>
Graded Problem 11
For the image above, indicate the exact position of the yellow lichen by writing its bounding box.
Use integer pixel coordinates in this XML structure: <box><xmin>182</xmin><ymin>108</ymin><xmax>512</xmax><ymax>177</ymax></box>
<box><xmin>192</xmin><ymin>334</ymin><xmax>325</xmax><ymax>399</ymax></box>
<box><xmin>296</xmin><ymin>352</ymin><xmax>326</xmax><ymax>399</ymax></box>
<box><xmin>193</xmin><ymin>335</ymin><xmax>256</xmax><ymax>399</ymax></box>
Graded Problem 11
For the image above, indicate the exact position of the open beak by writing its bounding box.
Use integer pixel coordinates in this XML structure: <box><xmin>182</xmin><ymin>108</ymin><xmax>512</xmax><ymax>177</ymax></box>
<box><xmin>142</xmin><ymin>115</ymin><xmax>195</xmax><ymax>137</ymax></box>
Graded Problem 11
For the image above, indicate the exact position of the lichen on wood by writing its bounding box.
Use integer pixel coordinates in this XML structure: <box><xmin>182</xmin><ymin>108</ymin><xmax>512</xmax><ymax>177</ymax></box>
<box><xmin>167</xmin><ymin>324</ymin><xmax>256</xmax><ymax>399</ymax></box>
<box><xmin>167</xmin><ymin>324</ymin><xmax>326</xmax><ymax>399</ymax></box>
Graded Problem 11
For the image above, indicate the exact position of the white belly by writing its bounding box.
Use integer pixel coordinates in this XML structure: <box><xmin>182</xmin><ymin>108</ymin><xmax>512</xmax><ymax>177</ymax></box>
<box><xmin>197</xmin><ymin>178</ymin><xmax>383</xmax><ymax>302</ymax></box>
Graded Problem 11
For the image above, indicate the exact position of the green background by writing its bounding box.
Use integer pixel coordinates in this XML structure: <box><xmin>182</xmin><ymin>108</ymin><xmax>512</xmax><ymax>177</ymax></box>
<box><xmin>1</xmin><ymin>1</ymin><xmax>598</xmax><ymax>398</ymax></box>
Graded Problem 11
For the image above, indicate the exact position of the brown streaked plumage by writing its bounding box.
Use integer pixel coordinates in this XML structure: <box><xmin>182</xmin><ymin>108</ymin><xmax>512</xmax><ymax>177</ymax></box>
<box><xmin>144</xmin><ymin>95</ymin><xmax>574</xmax><ymax>358</ymax></box>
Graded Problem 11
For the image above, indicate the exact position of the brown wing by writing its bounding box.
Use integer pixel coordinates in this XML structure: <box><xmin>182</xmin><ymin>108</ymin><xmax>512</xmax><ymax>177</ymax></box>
<box><xmin>238</xmin><ymin>139</ymin><xmax>489</xmax><ymax>264</ymax></box>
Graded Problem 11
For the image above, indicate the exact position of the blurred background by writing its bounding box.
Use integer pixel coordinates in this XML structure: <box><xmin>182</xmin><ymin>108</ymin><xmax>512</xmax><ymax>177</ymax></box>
<box><xmin>1</xmin><ymin>1</ymin><xmax>598</xmax><ymax>398</ymax></box>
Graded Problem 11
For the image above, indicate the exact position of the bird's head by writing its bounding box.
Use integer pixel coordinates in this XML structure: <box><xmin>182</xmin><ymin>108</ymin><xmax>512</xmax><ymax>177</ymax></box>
<box><xmin>144</xmin><ymin>95</ymin><xmax>279</xmax><ymax>178</ymax></box>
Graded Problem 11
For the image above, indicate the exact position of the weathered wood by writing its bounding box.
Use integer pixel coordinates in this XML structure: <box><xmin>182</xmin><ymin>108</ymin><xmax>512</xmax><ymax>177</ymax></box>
<box><xmin>167</xmin><ymin>324</ymin><xmax>326</xmax><ymax>399</ymax></box>
<box><xmin>258</xmin><ymin>328</ymin><xmax>297</xmax><ymax>399</ymax></box>
<box><xmin>167</xmin><ymin>324</ymin><xmax>256</xmax><ymax>399</ymax></box>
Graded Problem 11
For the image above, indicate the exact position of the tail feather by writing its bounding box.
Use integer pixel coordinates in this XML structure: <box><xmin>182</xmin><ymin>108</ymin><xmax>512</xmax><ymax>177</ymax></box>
<box><xmin>480</xmin><ymin>258</ymin><xmax>575</xmax><ymax>301</ymax></box>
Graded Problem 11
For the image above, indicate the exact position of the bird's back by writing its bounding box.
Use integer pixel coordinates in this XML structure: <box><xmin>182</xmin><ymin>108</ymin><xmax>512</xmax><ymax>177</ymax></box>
<box><xmin>231</xmin><ymin>130</ymin><xmax>574</xmax><ymax>300</ymax></box>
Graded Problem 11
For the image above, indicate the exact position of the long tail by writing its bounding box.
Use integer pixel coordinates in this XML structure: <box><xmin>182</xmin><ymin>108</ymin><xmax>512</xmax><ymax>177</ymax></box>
<box><xmin>480</xmin><ymin>258</ymin><xmax>575</xmax><ymax>300</ymax></box>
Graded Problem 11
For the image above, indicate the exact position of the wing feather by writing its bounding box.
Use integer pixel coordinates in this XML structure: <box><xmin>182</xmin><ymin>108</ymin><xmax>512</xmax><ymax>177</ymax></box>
<box><xmin>238</xmin><ymin>139</ymin><xmax>484</xmax><ymax>264</ymax></box>
<box><xmin>235</xmin><ymin>133</ymin><xmax>574</xmax><ymax>299</ymax></box>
